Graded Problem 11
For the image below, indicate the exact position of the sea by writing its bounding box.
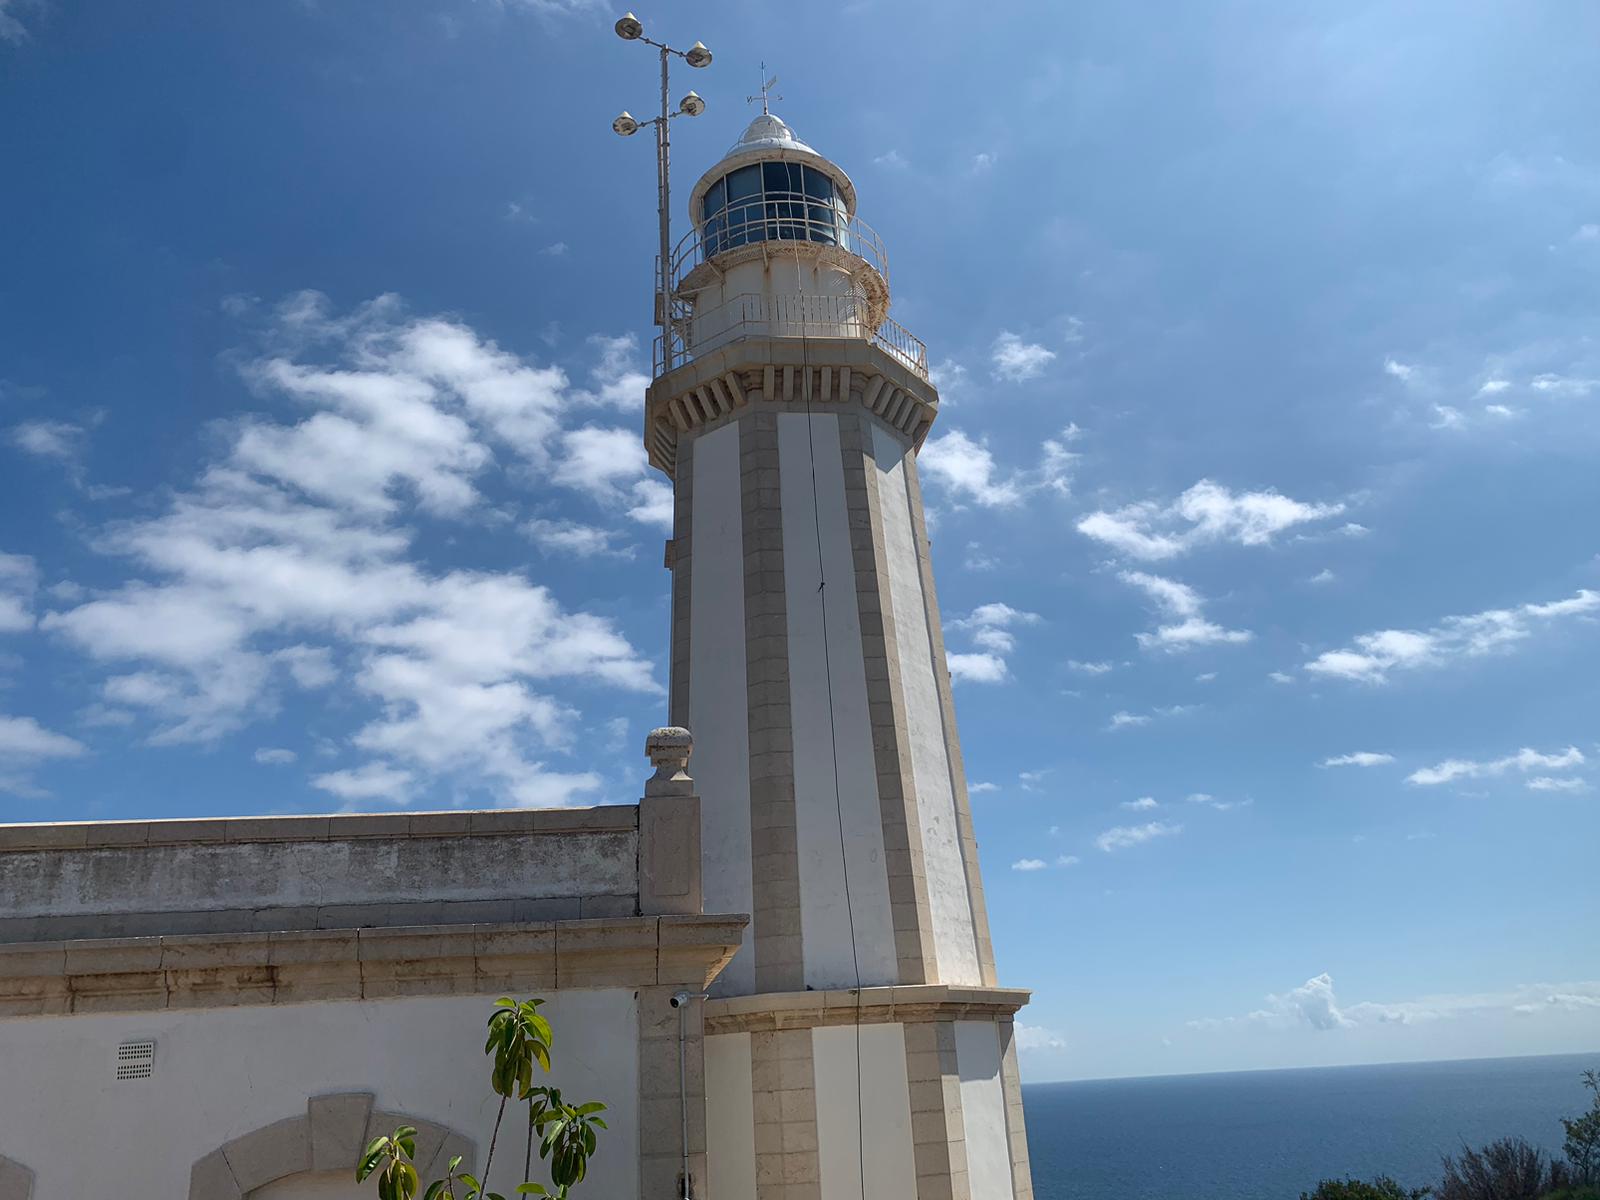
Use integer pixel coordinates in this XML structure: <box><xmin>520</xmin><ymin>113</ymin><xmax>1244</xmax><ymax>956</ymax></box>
<box><xmin>1024</xmin><ymin>1052</ymin><xmax>1599</xmax><ymax>1200</ymax></box>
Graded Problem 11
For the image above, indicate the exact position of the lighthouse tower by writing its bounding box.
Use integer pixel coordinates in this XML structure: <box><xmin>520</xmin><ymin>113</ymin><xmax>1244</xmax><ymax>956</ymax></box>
<box><xmin>646</xmin><ymin>112</ymin><xmax>1034</xmax><ymax>1200</ymax></box>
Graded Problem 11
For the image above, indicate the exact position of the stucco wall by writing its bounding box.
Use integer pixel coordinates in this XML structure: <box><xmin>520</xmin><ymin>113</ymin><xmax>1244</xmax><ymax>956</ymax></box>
<box><xmin>0</xmin><ymin>990</ymin><xmax>638</xmax><ymax>1197</ymax></box>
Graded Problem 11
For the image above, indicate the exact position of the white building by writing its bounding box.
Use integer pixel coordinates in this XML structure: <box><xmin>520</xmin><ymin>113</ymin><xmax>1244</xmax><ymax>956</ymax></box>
<box><xmin>0</xmin><ymin>112</ymin><xmax>1034</xmax><ymax>1200</ymax></box>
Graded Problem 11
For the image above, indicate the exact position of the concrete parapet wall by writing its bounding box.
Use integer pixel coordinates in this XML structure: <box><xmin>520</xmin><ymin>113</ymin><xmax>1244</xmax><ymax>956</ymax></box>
<box><xmin>0</xmin><ymin>807</ymin><xmax>641</xmax><ymax>943</ymax></box>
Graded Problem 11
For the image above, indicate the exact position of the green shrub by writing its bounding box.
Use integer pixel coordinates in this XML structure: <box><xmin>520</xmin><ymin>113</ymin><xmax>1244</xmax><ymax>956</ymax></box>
<box><xmin>1301</xmin><ymin>1176</ymin><xmax>1431</xmax><ymax>1200</ymax></box>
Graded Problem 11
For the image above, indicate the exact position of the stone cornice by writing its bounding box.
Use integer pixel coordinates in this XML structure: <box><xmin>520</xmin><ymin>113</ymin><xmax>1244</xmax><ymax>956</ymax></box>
<box><xmin>0</xmin><ymin>805</ymin><xmax>638</xmax><ymax>853</ymax></box>
<box><xmin>644</xmin><ymin>337</ymin><xmax>940</xmax><ymax>475</ymax></box>
<box><xmin>702</xmin><ymin>983</ymin><xmax>1030</xmax><ymax>1035</ymax></box>
<box><xmin>0</xmin><ymin>915</ymin><xmax>748</xmax><ymax>1018</ymax></box>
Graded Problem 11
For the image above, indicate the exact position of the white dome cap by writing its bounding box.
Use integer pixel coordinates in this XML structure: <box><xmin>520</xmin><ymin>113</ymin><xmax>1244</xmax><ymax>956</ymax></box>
<box><xmin>687</xmin><ymin>110</ymin><xmax>857</xmax><ymax>223</ymax></box>
<box><xmin>723</xmin><ymin>113</ymin><xmax>818</xmax><ymax>158</ymax></box>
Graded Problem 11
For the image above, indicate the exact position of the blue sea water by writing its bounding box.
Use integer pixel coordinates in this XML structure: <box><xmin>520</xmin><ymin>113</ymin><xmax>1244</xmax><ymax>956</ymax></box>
<box><xmin>1024</xmin><ymin>1052</ymin><xmax>1599</xmax><ymax>1200</ymax></box>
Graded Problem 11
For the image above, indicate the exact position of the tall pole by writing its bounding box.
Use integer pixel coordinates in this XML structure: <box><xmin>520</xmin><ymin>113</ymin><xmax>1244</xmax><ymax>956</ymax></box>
<box><xmin>657</xmin><ymin>45</ymin><xmax>671</xmax><ymax>330</ymax></box>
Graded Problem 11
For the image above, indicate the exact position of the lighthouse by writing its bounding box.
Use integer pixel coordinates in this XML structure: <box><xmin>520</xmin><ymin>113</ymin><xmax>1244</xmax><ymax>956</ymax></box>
<box><xmin>646</xmin><ymin>109</ymin><xmax>1036</xmax><ymax>1200</ymax></box>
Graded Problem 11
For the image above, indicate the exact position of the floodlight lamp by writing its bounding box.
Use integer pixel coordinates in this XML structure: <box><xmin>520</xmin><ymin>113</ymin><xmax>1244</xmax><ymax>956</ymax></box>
<box><xmin>614</xmin><ymin>12</ymin><xmax>643</xmax><ymax>40</ymax></box>
<box><xmin>612</xmin><ymin>111</ymin><xmax>640</xmax><ymax>136</ymax></box>
<box><xmin>678</xmin><ymin>91</ymin><xmax>706</xmax><ymax>117</ymax></box>
<box><xmin>684</xmin><ymin>41</ymin><xmax>712</xmax><ymax>68</ymax></box>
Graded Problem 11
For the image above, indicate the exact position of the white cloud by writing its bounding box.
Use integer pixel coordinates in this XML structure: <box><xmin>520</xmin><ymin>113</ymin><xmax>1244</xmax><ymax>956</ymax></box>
<box><xmin>311</xmin><ymin>762</ymin><xmax>416</xmax><ymax>803</ymax></box>
<box><xmin>1192</xmin><ymin>975</ymin><xmax>1600</xmax><ymax>1032</ymax></box>
<box><xmin>1526</xmin><ymin>776</ymin><xmax>1590</xmax><ymax>793</ymax></box>
<box><xmin>1530</xmin><ymin>373</ymin><xmax>1598</xmax><ymax>397</ymax></box>
<box><xmin>1305</xmin><ymin>588</ymin><xmax>1600</xmax><ymax>683</ymax></box>
<box><xmin>525</xmin><ymin>517</ymin><xmax>634</xmax><ymax>559</ymax></box>
<box><xmin>1407</xmin><ymin>746</ymin><xmax>1584</xmax><ymax>787</ymax></box>
<box><xmin>991</xmin><ymin>332</ymin><xmax>1056</xmax><ymax>382</ymax></box>
<box><xmin>1056</xmin><ymin>854</ymin><xmax>1080</xmax><ymax>867</ymax></box>
<box><xmin>969</xmin><ymin>781</ymin><xmax>999</xmax><ymax>794</ymax></box>
<box><xmin>1106</xmin><ymin>710</ymin><xmax>1150</xmax><ymax>731</ymax></box>
<box><xmin>1195</xmin><ymin>671</ymin><xmax>1217</xmax><ymax>682</ymax></box>
<box><xmin>1319</xmin><ymin>752</ymin><xmax>1395</xmax><ymax>768</ymax></box>
<box><xmin>1118</xmin><ymin>570</ymin><xmax>1252</xmax><ymax>652</ymax></box>
<box><xmin>541</xmin><ymin>241</ymin><xmax>568</xmax><ymax>257</ymax></box>
<box><xmin>0</xmin><ymin>0</ymin><xmax>27</xmax><ymax>42</ymax></box>
<box><xmin>1477</xmin><ymin>379</ymin><xmax>1512</xmax><ymax>396</ymax></box>
<box><xmin>1019</xmin><ymin>769</ymin><xmax>1050</xmax><ymax>791</ymax></box>
<box><xmin>1268</xmin><ymin>671</ymin><xmax>1295</xmax><ymax>684</ymax></box>
<box><xmin>970</xmin><ymin>151</ymin><xmax>997</xmax><ymax>174</ymax></box>
<box><xmin>0</xmin><ymin>713</ymin><xmax>86</xmax><ymax>795</ymax></box>
<box><xmin>1011</xmin><ymin>858</ymin><xmax>1048</xmax><ymax>872</ymax></box>
<box><xmin>947</xmin><ymin>652</ymin><xmax>1008</xmax><ymax>684</ymax></box>
<box><xmin>1067</xmin><ymin>659</ymin><xmax>1114</xmax><ymax>675</ymax></box>
<box><xmin>254</xmin><ymin>747</ymin><xmax>297</xmax><ymax>765</ymax></box>
<box><xmin>0</xmin><ymin>553</ymin><xmax>37</xmax><ymax>633</ymax></box>
<box><xmin>1576</xmin><ymin>224</ymin><xmax>1600</xmax><ymax>241</ymax></box>
<box><xmin>1121</xmin><ymin>796</ymin><xmax>1158</xmax><ymax>811</ymax></box>
<box><xmin>1096</xmin><ymin>820</ymin><xmax>1181</xmax><ymax>852</ymax></box>
<box><xmin>9</xmin><ymin>420</ymin><xmax>84</xmax><ymax>463</ymax></box>
<box><xmin>37</xmin><ymin>295</ymin><xmax>661</xmax><ymax>806</ymax></box>
<box><xmin>0</xmin><ymin>714</ymin><xmax>86</xmax><ymax>761</ymax></box>
<box><xmin>1310</xmin><ymin>568</ymin><xmax>1336</xmax><ymax>585</ymax></box>
<box><xmin>873</xmin><ymin>149</ymin><xmax>909</xmax><ymax>169</ymax></box>
<box><xmin>1015</xmin><ymin>1023</ymin><xmax>1067</xmax><ymax>1052</ymax></box>
<box><xmin>1080</xmin><ymin>480</ymin><xmax>1344</xmax><ymax>560</ymax></box>
<box><xmin>946</xmin><ymin>603</ymin><xmax>1040</xmax><ymax>682</ymax></box>
<box><xmin>919</xmin><ymin>430</ymin><xmax>1023</xmax><ymax>507</ymax></box>
<box><xmin>918</xmin><ymin>424</ymin><xmax>1079</xmax><ymax>507</ymax></box>
<box><xmin>1383</xmin><ymin>358</ymin><xmax>1416</xmax><ymax>382</ymax></box>
<box><xmin>1187</xmin><ymin>792</ymin><xmax>1251</xmax><ymax>811</ymax></box>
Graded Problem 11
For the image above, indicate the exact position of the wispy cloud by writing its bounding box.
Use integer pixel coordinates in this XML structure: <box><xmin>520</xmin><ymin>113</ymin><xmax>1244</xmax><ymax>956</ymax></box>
<box><xmin>1067</xmin><ymin>659</ymin><xmax>1115</xmax><ymax>675</ymax></box>
<box><xmin>35</xmin><ymin>294</ymin><xmax>664</xmax><ymax>807</ymax></box>
<box><xmin>1079</xmin><ymin>480</ymin><xmax>1344</xmax><ymax>561</ymax></box>
<box><xmin>945</xmin><ymin>602</ymin><xmax>1040</xmax><ymax>685</ymax></box>
<box><xmin>525</xmin><ymin>517</ymin><xmax>634</xmax><ymax>559</ymax></box>
<box><xmin>1095</xmin><ymin>820</ymin><xmax>1182</xmax><ymax>852</ymax></box>
<box><xmin>1305</xmin><ymin>588</ymin><xmax>1600</xmax><ymax>683</ymax></box>
<box><xmin>1119</xmin><ymin>570</ymin><xmax>1252</xmax><ymax>652</ymax></box>
<box><xmin>918</xmin><ymin>424</ymin><xmax>1078</xmax><ymax>507</ymax></box>
<box><xmin>873</xmin><ymin>149</ymin><xmax>909</xmax><ymax>169</ymax></box>
<box><xmin>0</xmin><ymin>714</ymin><xmax>88</xmax><ymax>797</ymax></box>
<box><xmin>991</xmin><ymin>331</ymin><xmax>1056</xmax><ymax>382</ymax></box>
<box><xmin>1191</xmin><ymin>973</ymin><xmax>1600</xmax><ymax>1033</ymax></box>
<box><xmin>1121</xmin><ymin>796</ymin><xmax>1158</xmax><ymax>811</ymax></box>
<box><xmin>1406</xmin><ymin>746</ymin><xmax>1584</xmax><ymax>787</ymax></box>
<box><xmin>1011</xmin><ymin>857</ymin><xmax>1048</xmax><ymax>872</ymax></box>
<box><xmin>1319</xmin><ymin>751</ymin><xmax>1395</xmax><ymax>768</ymax></box>
<box><xmin>0</xmin><ymin>553</ymin><xmax>37</xmax><ymax>633</ymax></box>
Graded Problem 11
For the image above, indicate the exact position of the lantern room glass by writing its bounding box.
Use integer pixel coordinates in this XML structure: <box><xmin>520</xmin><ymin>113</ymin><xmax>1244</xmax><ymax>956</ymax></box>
<box><xmin>700</xmin><ymin>162</ymin><xmax>847</xmax><ymax>255</ymax></box>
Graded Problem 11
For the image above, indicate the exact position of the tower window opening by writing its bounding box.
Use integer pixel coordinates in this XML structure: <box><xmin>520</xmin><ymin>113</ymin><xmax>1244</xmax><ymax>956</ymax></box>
<box><xmin>701</xmin><ymin>161</ymin><xmax>846</xmax><ymax>255</ymax></box>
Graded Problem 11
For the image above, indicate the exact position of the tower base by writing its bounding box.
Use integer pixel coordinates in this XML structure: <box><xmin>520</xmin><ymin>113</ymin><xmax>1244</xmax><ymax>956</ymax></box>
<box><xmin>702</xmin><ymin>985</ymin><xmax>1034</xmax><ymax>1200</ymax></box>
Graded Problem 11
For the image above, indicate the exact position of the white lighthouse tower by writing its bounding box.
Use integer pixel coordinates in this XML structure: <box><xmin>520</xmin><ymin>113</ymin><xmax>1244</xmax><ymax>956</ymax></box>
<box><xmin>645</xmin><ymin>108</ymin><xmax>1036</xmax><ymax>1200</ymax></box>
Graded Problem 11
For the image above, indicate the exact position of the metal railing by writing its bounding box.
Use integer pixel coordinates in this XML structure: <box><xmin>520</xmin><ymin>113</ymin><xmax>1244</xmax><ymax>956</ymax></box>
<box><xmin>652</xmin><ymin>291</ymin><xmax>929</xmax><ymax>381</ymax></box>
<box><xmin>666</xmin><ymin>194</ymin><xmax>891</xmax><ymax>292</ymax></box>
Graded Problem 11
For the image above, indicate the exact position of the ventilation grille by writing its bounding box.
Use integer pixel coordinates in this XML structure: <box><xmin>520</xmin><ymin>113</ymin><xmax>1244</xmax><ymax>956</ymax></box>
<box><xmin>115</xmin><ymin>1040</ymin><xmax>155</xmax><ymax>1081</ymax></box>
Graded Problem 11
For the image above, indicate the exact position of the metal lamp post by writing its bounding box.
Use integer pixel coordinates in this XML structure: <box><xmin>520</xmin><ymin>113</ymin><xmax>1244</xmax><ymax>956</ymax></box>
<box><xmin>611</xmin><ymin>13</ymin><xmax>712</xmax><ymax>329</ymax></box>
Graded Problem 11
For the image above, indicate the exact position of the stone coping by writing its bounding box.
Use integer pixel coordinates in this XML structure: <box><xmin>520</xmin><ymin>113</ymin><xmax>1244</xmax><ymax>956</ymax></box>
<box><xmin>0</xmin><ymin>805</ymin><xmax>638</xmax><ymax>852</ymax></box>
<box><xmin>0</xmin><ymin>914</ymin><xmax>749</xmax><ymax>1017</ymax></box>
<box><xmin>703</xmin><ymin>983</ymin><xmax>1030</xmax><ymax>1035</ymax></box>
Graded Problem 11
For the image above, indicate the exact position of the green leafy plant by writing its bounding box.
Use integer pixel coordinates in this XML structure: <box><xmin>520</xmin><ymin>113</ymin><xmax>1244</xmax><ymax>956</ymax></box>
<box><xmin>357</xmin><ymin>996</ymin><xmax>608</xmax><ymax>1200</ymax></box>
<box><xmin>1562</xmin><ymin>1071</ymin><xmax>1600</xmax><ymax>1185</ymax></box>
<box><xmin>1301</xmin><ymin>1175</ymin><xmax>1431</xmax><ymax>1200</ymax></box>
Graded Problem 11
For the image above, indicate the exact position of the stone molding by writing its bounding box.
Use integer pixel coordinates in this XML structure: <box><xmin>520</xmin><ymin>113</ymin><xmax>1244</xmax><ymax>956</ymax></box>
<box><xmin>0</xmin><ymin>915</ymin><xmax>749</xmax><ymax>1018</ymax></box>
<box><xmin>0</xmin><ymin>1157</ymin><xmax>33</xmax><ymax>1200</ymax></box>
<box><xmin>0</xmin><ymin>806</ymin><xmax>637</xmax><ymax>853</ymax></box>
<box><xmin>702</xmin><ymin>984</ymin><xmax>1029</xmax><ymax>1035</ymax></box>
<box><xmin>188</xmin><ymin>1091</ymin><xmax>473</xmax><ymax>1199</ymax></box>
<box><xmin>644</xmin><ymin>337</ymin><xmax>939</xmax><ymax>475</ymax></box>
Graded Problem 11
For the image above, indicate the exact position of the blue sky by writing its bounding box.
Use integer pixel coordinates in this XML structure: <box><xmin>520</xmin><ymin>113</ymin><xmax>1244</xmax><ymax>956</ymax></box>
<box><xmin>2</xmin><ymin>0</ymin><xmax>1598</xmax><ymax>1081</ymax></box>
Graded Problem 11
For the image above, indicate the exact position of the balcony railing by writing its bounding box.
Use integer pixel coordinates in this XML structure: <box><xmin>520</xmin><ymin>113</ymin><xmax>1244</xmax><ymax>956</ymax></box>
<box><xmin>652</xmin><ymin>292</ymin><xmax>929</xmax><ymax>382</ymax></box>
<box><xmin>666</xmin><ymin>195</ymin><xmax>891</xmax><ymax>294</ymax></box>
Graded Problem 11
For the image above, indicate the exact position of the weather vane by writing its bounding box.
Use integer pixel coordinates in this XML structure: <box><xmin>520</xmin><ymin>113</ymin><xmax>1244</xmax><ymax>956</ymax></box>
<box><xmin>746</xmin><ymin>62</ymin><xmax>781</xmax><ymax>115</ymax></box>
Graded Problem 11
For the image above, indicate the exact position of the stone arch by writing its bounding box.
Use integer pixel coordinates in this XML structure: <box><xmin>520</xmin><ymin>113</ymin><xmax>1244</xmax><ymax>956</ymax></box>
<box><xmin>0</xmin><ymin>1157</ymin><xmax>35</xmax><ymax>1200</ymax></box>
<box><xmin>188</xmin><ymin>1092</ymin><xmax>475</xmax><ymax>1199</ymax></box>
